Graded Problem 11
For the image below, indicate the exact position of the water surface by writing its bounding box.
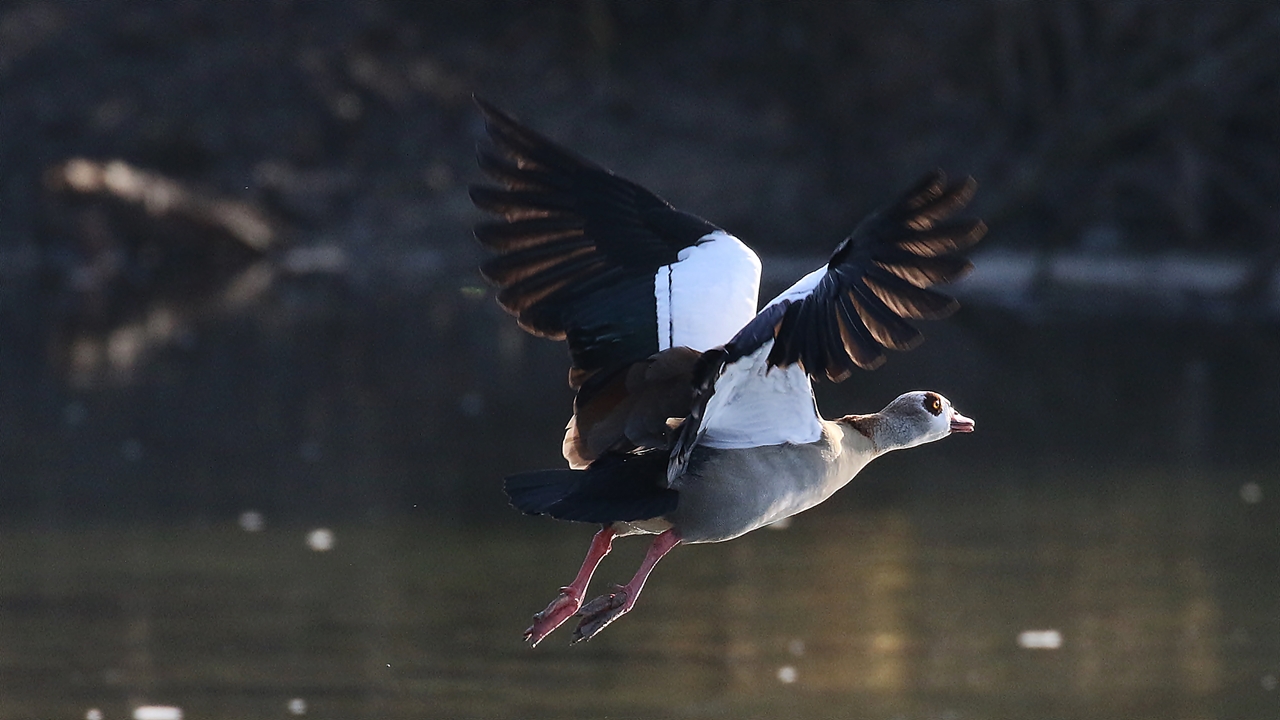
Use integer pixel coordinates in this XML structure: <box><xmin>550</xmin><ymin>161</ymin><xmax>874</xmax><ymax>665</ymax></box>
<box><xmin>2</xmin><ymin>467</ymin><xmax>1276</xmax><ymax>719</ymax></box>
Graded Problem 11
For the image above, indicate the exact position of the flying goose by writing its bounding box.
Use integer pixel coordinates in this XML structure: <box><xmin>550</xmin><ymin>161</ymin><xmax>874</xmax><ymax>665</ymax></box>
<box><xmin>469</xmin><ymin>99</ymin><xmax>984</xmax><ymax>646</ymax></box>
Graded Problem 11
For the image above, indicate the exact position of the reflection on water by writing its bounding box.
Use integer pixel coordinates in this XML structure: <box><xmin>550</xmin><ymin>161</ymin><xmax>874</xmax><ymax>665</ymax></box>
<box><xmin>1</xmin><ymin>468</ymin><xmax>1276</xmax><ymax>719</ymax></box>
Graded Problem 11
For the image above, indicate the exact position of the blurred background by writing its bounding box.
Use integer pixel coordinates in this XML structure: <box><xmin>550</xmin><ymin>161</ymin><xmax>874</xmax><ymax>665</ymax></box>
<box><xmin>1</xmin><ymin>1</ymin><xmax>1278</xmax><ymax>718</ymax></box>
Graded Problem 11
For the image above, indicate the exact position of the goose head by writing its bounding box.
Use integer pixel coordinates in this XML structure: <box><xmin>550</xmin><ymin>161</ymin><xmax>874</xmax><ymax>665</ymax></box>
<box><xmin>843</xmin><ymin>391</ymin><xmax>974</xmax><ymax>454</ymax></box>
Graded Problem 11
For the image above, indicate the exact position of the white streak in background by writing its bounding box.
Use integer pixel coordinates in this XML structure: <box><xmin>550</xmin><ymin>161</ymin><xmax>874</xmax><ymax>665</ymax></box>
<box><xmin>307</xmin><ymin>528</ymin><xmax>335</xmax><ymax>552</ymax></box>
<box><xmin>762</xmin><ymin>265</ymin><xmax>826</xmax><ymax>309</ymax></box>
<box><xmin>221</xmin><ymin>262</ymin><xmax>275</xmax><ymax>310</ymax></box>
<box><xmin>134</xmin><ymin>708</ymin><xmax>182</xmax><ymax>720</ymax></box>
<box><xmin>288</xmin><ymin>698</ymin><xmax>308</xmax><ymax>715</ymax></box>
<box><xmin>699</xmin><ymin>342</ymin><xmax>822</xmax><ymax>449</ymax></box>
<box><xmin>1048</xmin><ymin>253</ymin><xmax>1248</xmax><ymax>292</ymax></box>
<box><xmin>86</xmin><ymin>710</ymin><xmax>103</xmax><ymax>720</ymax></box>
<box><xmin>57</xmin><ymin>158</ymin><xmax>275</xmax><ymax>251</ymax></box>
<box><xmin>238</xmin><ymin>510</ymin><xmax>265</xmax><ymax>532</ymax></box>
<box><xmin>655</xmin><ymin>231</ymin><xmax>761</xmax><ymax>351</ymax></box>
<box><xmin>1017</xmin><ymin>629</ymin><xmax>1063</xmax><ymax>649</ymax></box>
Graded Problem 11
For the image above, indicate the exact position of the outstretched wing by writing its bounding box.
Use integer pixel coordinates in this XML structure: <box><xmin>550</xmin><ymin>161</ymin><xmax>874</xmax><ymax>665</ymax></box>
<box><xmin>730</xmin><ymin>170</ymin><xmax>985</xmax><ymax>379</ymax></box>
<box><xmin>469</xmin><ymin>98</ymin><xmax>761</xmax><ymax>390</ymax></box>
<box><xmin>471</xmin><ymin>99</ymin><xmax>764</xmax><ymax>469</ymax></box>
<box><xmin>671</xmin><ymin>171</ymin><xmax>985</xmax><ymax>475</ymax></box>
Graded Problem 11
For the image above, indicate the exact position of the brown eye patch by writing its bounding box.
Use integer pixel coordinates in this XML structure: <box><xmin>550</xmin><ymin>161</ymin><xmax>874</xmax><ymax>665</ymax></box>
<box><xmin>923</xmin><ymin>392</ymin><xmax>943</xmax><ymax>416</ymax></box>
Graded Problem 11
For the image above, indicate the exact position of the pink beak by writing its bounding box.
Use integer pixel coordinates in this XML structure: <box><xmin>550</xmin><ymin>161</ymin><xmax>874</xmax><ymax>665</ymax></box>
<box><xmin>949</xmin><ymin>410</ymin><xmax>975</xmax><ymax>433</ymax></box>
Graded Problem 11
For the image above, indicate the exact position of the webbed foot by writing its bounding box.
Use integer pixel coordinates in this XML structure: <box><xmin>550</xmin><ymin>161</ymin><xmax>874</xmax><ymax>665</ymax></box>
<box><xmin>524</xmin><ymin>587</ymin><xmax>582</xmax><ymax>647</ymax></box>
<box><xmin>571</xmin><ymin>585</ymin><xmax>632</xmax><ymax>644</ymax></box>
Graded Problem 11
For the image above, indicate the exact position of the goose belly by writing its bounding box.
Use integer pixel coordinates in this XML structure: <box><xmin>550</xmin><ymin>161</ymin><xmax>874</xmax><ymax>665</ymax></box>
<box><xmin>667</xmin><ymin>438</ymin><xmax>869</xmax><ymax>543</ymax></box>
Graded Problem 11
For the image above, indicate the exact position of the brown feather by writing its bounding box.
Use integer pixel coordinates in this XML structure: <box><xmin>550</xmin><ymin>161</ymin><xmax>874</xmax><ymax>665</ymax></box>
<box><xmin>561</xmin><ymin>347</ymin><xmax>700</xmax><ymax>467</ymax></box>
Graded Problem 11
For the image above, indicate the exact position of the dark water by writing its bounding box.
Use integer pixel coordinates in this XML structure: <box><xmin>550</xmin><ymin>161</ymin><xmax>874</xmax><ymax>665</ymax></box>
<box><xmin>2</xmin><ymin>466</ymin><xmax>1277</xmax><ymax>720</ymax></box>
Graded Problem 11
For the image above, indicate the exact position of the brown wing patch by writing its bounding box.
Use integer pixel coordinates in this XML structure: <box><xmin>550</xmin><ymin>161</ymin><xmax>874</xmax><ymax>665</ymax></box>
<box><xmin>562</xmin><ymin>347</ymin><xmax>700</xmax><ymax>468</ymax></box>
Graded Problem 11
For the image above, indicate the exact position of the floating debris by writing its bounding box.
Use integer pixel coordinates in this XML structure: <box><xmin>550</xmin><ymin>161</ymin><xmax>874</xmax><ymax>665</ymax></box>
<box><xmin>1240</xmin><ymin>482</ymin><xmax>1263</xmax><ymax>505</ymax></box>
<box><xmin>238</xmin><ymin>510</ymin><xmax>265</xmax><ymax>532</ymax></box>
<box><xmin>1017</xmin><ymin>629</ymin><xmax>1063</xmax><ymax>649</ymax></box>
<box><xmin>776</xmin><ymin>665</ymin><xmax>798</xmax><ymax>683</ymax></box>
<box><xmin>133</xmin><ymin>707</ymin><xmax>182</xmax><ymax>720</ymax></box>
<box><xmin>307</xmin><ymin>528</ymin><xmax>335</xmax><ymax>552</ymax></box>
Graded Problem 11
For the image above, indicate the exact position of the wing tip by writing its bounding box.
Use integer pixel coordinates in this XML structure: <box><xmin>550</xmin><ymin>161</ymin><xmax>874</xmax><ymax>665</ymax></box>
<box><xmin>754</xmin><ymin>168</ymin><xmax>985</xmax><ymax>383</ymax></box>
<box><xmin>970</xmin><ymin>218</ymin><xmax>989</xmax><ymax>243</ymax></box>
<box><xmin>472</xmin><ymin>94</ymin><xmax>511</xmax><ymax>127</ymax></box>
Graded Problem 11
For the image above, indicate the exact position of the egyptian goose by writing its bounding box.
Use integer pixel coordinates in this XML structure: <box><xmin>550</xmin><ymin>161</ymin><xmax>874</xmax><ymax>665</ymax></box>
<box><xmin>469</xmin><ymin>99</ymin><xmax>984</xmax><ymax>646</ymax></box>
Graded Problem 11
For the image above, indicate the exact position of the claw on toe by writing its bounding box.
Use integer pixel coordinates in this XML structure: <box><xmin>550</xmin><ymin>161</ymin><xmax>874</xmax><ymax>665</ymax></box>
<box><xmin>523</xmin><ymin>590</ymin><xmax>582</xmax><ymax>648</ymax></box>
<box><xmin>571</xmin><ymin>588</ymin><xmax>630</xmax><ymax>644</ymax></box>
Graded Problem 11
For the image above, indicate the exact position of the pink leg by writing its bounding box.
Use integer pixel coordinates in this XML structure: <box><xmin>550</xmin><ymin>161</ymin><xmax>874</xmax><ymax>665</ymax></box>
<box><xmin>523</xmin><ymin>526</ymin><xmax>615</xmax><ymax>647</ymax></box>
<box><xmin>572</xmin><ymin>528</ymin><xmax>682</xmax><ymax>644</ymax></box>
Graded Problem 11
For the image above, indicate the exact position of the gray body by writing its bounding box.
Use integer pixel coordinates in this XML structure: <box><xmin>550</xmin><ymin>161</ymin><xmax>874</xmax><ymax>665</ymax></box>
<box><xmin>615</xmin><ymin>420</ymin><xmax>879</xmax><ymax>544</ymax></box>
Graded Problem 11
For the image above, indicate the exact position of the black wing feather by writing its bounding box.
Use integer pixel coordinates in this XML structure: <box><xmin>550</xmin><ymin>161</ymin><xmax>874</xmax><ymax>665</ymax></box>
<box><xmin>818</xmin><ymin>299</ymin><xmax>858</xmax><ymax>382</ymax></box>
<box><xmin>725</xmin><ymin>169</ymin><xmax>986</xmax><ymax>381</ymax></box>
<box><xmin>469</xmin><ymin>186</ymin><xmax>577</xmax><ymax>220</ymax></box>
<box><xmin>494</xmin><ymin>256</ymin><xmax>608</xmax><ymax>315</ymax></box>
<box><xmin>670</xmin><ymin>171</ymin><xmax>983</xmax><ymax>480</ymax></box>
<box><xmin>872</xmin><ymin>246</ymin><xmax>972</xmax><ymax>286</ymax></box>
<box><xmin>480</xmin><ymin>239</ymin><xmax>596</xmax><ymax>286</ymax></box>
<box><xmin>834</xmin><ymin>293</ymin><xmax>887</xmax><ymax>369</ymax></box>
<box><xmin>895</xmin><ymin>219</ymin><xmax>986</xmax><ymax>257</ymax></box>
<box><xmin>476</xmin><ymin>146</ymin><xmax>569</xmax><ymax>192</ymax></box>
<box><xmin>848</xmin><ymin>278</ymin><xmax>922</xmax><ymax>350</ymax></box>
<box><xmin>862</xmin><ymin>265</ymin><xmax>958</xmax><ymax>319</ymax></box>
<box><xmin>470</xmin><ymin>98</ymin><xmax>718</xmax><ymax>387</ymax></box>
<box><xmin>474</xmin><ymin>216</ymin><xmax>585</xmax><ymax>252</ymax></box>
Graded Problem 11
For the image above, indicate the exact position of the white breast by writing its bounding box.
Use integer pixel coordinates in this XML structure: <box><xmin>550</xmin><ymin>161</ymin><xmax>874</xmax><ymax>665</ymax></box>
<box><xmin>654</xmin><ymin>230</ymin><xmax>761</xmax><ymax>352</ymax></box>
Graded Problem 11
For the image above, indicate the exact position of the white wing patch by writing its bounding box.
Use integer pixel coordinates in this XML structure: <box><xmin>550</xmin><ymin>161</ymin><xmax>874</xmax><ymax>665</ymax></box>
<box><xmin>763</xmin><ymin>265</ymin><xmax>826</xmax><ymax>309</ymax></box>
<box><xmin>655</xmin><ymin>230</ymin><xmax>761</xmax><ymax>352</ymax></box>
<box><xmin>698</xmin><ymin>341</ymin><xmax>823</xmax><ymax>449</ymax></box>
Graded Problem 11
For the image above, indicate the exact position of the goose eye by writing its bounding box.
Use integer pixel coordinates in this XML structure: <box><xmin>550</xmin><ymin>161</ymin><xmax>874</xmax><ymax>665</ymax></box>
<box><xmin>923</xmin><ymin>393</ymin><xmax>943</xmax><ymax>416</ymax></box>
